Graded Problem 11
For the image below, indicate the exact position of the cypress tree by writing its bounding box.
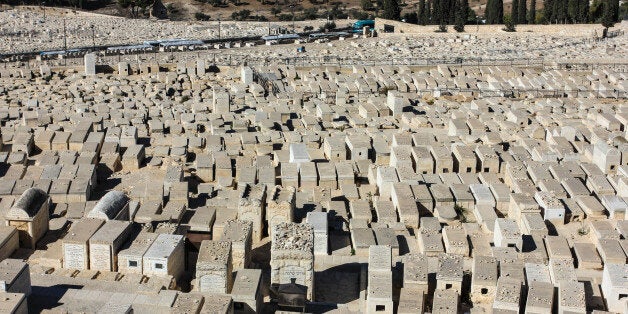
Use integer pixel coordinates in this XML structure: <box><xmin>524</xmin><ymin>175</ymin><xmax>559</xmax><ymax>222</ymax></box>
<box><xmin>462</xmin><ymin>0</ymin><xmax>470</xmax><ymax>22</ymax></box>
<box><xmin>450</xmin><ymin>0</ymin><xmax>458</xmax><ymax>24</ymax></box>
<box><xmin>528</xmin><ymin>0</ymin><xmax>536</xmax><ymax>23</ymax></box>
<box><xmin>544</xmin><ymin>0</ymin><xmax>554</xmax><ymax>22</ymax></box>
<box><xmin>426</xmin><ymin>0</ymin><xmax>432</xmax><ymax>23</ymax></box>
<box><xmin>601</xmin><ymin>0</ymin><xmax>615</xmax><ymax>29</ymax></box>
<box><xmin>432</xmin><ymin>0</ymin><xmax>441</xmax><ymax>24</ymax></box>
<box><xmin>577</xmin><ymin>0</ymin><xmax>589</xmax><ymax>22</ymax></box>
<box><xmin>512</xmin><ymin>0</ymin><xmax>519</xmax><ymax>23</ymax></box>
<box><xmin>486</xmin><ymin>0</ymin><xmax>493</xmax><ymax>23</ymax></box>
<box><xmin>552</xmin><ymin>0</ymin><xmax>561</xmax><ymax>23</ymax></box>
<box><xmin>419</xmin><ymin>0</ymin><xmax>427</xmax><ymax>24</ymax></box>
<box><xmin>496</xmin><ymin>0</ymin><xmax>504</xmax><ymax>23</ymax></box>
<box><xmin>568</xmin><ymin>0</ymin><xmax>579</xmax><ymax>22</ymax></box>
<box><xmin>611</xmin><ymin>0</ymin><xmax>619</xmax><ymax>21</ymax></box>
<box><xmin>590</xmin><ymin>0</ymin><xmax>604</xmax><ymax>22</ymax></box>
<box><xmin>382</xmin><ymin>0</ymin><xmax>401</xmax><ymax>19</ymax></box>
<box><xmin>556</xmin><ymin>0</ymin><xmax>568</xmax><ymax>23</ymax></box>
<box><xmin>487</xmin><ymin>0</ymin><xmax>503</xmax><ymax>23</ymax></box>
<box><xmin>439</xmin><ymin>0</ymin><xmax>449</xmax><ymax>25</ymax></box>
<box><xmin>454</xmin><ymin>0</ymin><xmax>467</xmax><ymax>31</ymax></box>
<box><xmin>518</xmin><ymin>0</ymin><xmax>527</xmax><ymax>23</ymax></box>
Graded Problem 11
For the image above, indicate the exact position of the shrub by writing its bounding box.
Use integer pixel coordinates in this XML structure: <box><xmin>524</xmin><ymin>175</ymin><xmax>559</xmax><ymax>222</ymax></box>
<box><xmin>270</xmin><ymin>7</ymin><xmax>281</xmax><ymax>16</ymax></box>
<box><xmin>349</xmin><ymin>9</ymin><xmax>370</xmax><ymax>20</ymax></box>
<box><xmin>329</xmin><ymin>4</ymin><xmax>348</xmax><ymax>19</ymax></box>
<box><xmin>361</xmin><ymin>0</ymin><xmax>374</xmax><ymax>11</ymax></box>
<box><xmin>232</xmin><ymin>9</ymin><xmax>251</xmax><ymax>20</ymax></box>
<box><xmin>195</xmin><ymin>12</ymin><xmax>211</xmax><ymax>20</ymax></box>
<box><xmin>301</xmin><ymin>7</ymin><xmax>318</xmax><ymax>20</ymax></box>
<box><xmin>278</xmin><ymin>13</ymin><xmax>293</xmax><ymax>21</ymax></box>
<box><xmin>318</xmin><ymin>21</ymin><xmax>336</xmax><ymax>32</ymax></box>
<box><xmin>503</xmin><ymin>15</ymin><xmax>516</xmax><ymax>31</ymax></box>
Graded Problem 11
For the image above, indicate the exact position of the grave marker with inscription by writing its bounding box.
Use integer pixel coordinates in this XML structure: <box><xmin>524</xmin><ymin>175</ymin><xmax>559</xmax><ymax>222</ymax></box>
<box><xmin>270</xmin><ymin>222</ymin><xmax>315</xmax><ymax>300</ymax></box>
<box><xmin>195</xmin><ymin>240</ymin><xmax>232</xmax><ymax>293</ymax></box>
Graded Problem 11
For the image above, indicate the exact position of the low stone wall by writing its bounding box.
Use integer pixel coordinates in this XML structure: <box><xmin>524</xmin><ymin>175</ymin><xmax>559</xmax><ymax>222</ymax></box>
<box><xmin>374</xmin><ymin>17</ymin><xmax>620</xmax><ymax>38</ymax></box>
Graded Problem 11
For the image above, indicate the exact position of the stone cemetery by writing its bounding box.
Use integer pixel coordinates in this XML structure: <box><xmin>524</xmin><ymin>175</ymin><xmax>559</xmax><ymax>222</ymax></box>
<box><xmin>0</xmin><ymin>5</ymin><xmax>627</xmax><ymax>313</ymax></box>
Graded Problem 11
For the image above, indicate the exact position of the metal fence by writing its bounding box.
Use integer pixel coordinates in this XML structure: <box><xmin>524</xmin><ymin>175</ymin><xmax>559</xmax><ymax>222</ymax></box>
<box><xmin>4</xmin><ymin>27</ymin><xmax>627</xmax><ymax>73</ymax></box>
<box><xmin>13</xmin><ymin>50</ymin><xmax>628</xmax><ymax>75</ymax></box>
<box><xmin>303</xmin><ymin>87</ymin><xmax>628</xmax><ymax>99</ymax></box>
<box><xmin>25</xmin><ymin>50</ymin><xmax>547</xmax><ymax>68</ymax></box>
<box><xmin>553</xmin><ymin>62</ymin><xmax>628</xmax><ymax>73</ymax></box>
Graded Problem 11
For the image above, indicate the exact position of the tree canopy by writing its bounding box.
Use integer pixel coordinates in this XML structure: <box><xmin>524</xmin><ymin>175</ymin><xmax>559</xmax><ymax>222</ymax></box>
<box><xmin>381</xmin><ymin>0</ymin><xmax>401</xmax><ymax>20</ymax></box>
<box><xmin>118</xmin><ymin>0</ymin><xmax>153</xmax><ymax>17</ymax></box>
<box><xmin>486</xmin><ymin>0</ymin><xmax>504</xmax><ymax>23</ymax></box>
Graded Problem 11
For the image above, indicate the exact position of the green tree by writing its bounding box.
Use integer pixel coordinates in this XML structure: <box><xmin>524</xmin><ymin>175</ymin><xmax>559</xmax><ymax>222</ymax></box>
<box><xmin>449</xmin><ymin>0</ymin><xmax>458</xmax><ymax>24</ymax></box>
<box><xmin>329</xmin><ymin>4</ymin><xmax>348</xmax><ymax>19</ymax></box>
<box><xmin>195</xmin><ymin>12</ymin><xmax>211</xmax><ymax>20</ymax></box>
<box><xmin>568</xmin><ymin>0</ymin><xmax>578</xmax><ymax>21</ymax></box>
<box><xmin>319</xmin><ymin>21</ymin><xmax>336</xmax><ymax>31</ymax></box>
<box><xmin>202</xmin><ymin>0</ymin><xmax>225</xmax><ymax>7</ymax></box>
<box><xmin>278</xmin><ymin>13</ymin><xmax>293</xmax><ymax>20</ymax></box>
<box><xmin>68</xmin><ymin>0</ymin><xmax>85</xmax><ymax>9</ymax></box>
<box><xmin>301</xmin><ymin>7</ymin><xmax>318</xmax><ymax>19</ymax></box>
<box><xmin>543</xmin><ymin>0</ymin><xmax>554</xmax><ymax>22</ymax></box>
<box><xmin>232</xmin><ymin>9</ymin><xmax>251</xmax><ymax>20</ymax></box>
<box><xmin>553</xmin><ymin>0</ymin><xmax>568</xmax><ymax>23</ymax></box>
<box><xmin>528</xmin><ymin>0</ymin><xmax>536</xmax><ymax>22</ymax></box>
<box><xmin>497</xmin><ymin>0</ymin><xmax>505</xmax><ymax>23</ymax></box>
<box><xmin>504</xmin><ymin>13</ymin><xmax>516</xmax><ymax>30</ymax></box>
<box><xmin>438</xmin><ymin>0</ymin><xmax>449</xmax><ymax>24</ymax></box>
<box><xmin>426</xmin><ymin>0</ymin><xmax>432</xmax><ymax>22</ymax></box>
<box><xmin>404</xmin><ymin>11</ymin><xmax>419</xmax><ymax>23</ymax></box>
<box><xmin>381</xmin><ymin>0</ymin><xmax>401</xmax><ymax>19</ymax></box>
<box><xmin>418</xmin><ymin>0</ymin><xmax>428</xmax><ymax>24</ymax></box>
<box><xmin>590</xmin><ymin>0</ymin><xmax>604</xmax><ymax>21</ymax></box>
<box><xmin>454</xmin><ymin>0</ymin><xmax>467</xmax><ymax>31</ymax></box>
<box><xmin>601</xmin><ymin>0</ymin><xmax>616</xmax><ymax>29</ymax></box>
<box><xmin>552</xmin><ymin>0</ymin><xmax>560</xmax><ymax>22</ymax></box>
<box><xmin>621</xmin><ymin>0</ymin><xmax>628</xmax><ymax>21</ymax></box>
<box><xmin>349</xmin><ymin>9</ymin><xmax>370</xmax><ymax>19</ymax></box>
<box><xmin>270</xmin><ymin>7</ymin><xmax>281</xmax><ymax>16</ymax></box>
<box><xmin>361</xmin><ymin>0</ymin><xmax>375</xmax><ymax>11</ymax></box>
<box><xmin>610</xmin><ymin>0</ymin><xmax>619</xmax><ymax>21</ymax></box>
<box><xmin>486</xmin><ymin>0</ymin><xmax>504</xmax><ymax>23</ymax></box>
<box><xmin>118</xmin><ymin>0</ymin><xmax>152</xmax><ymax>17</ymax></box>
<box><xmin>431</xmin><ymin>0</ymin><xmax>440</xmax><ymax>24</ymax></box>
<box><xmin>518</xmin><ymin>0</ymin><xmax>527</xmax><ymax>23</ymax></box>
<box><xmin>485</xmin><ymin>0</ymin><xmax>493</xmax><ymax>22</ymax></box>
<box><xmin>577</xmin><ymin>0</ymin><xmax>589</xmax><ymax>22</ymax></box>
<box><xmin>512</xmin><ymin>0</ymin><xmax>519</xmax><ymax>23</ymax></box>
<box><xmin>467</xmin><ymin>6</ymin><xmax>477</xmax><ymax>22</ymax></box>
